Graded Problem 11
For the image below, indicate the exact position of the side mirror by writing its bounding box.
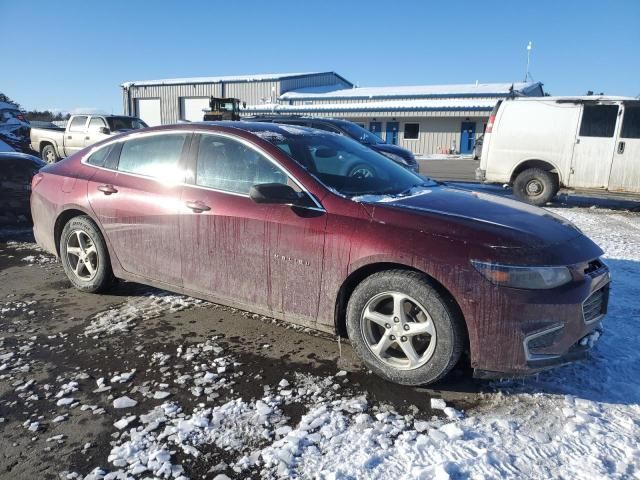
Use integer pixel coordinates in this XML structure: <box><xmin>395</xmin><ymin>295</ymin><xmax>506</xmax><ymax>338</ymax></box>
<box><xmin>249</xmin><ymin>183</ymin><xmax>301</xmax><ymax>205</ymax></box>
<box><xmin>99</xmin><ymin>127</ymin><xmax>111</xmax><ymax>135</ymax></box>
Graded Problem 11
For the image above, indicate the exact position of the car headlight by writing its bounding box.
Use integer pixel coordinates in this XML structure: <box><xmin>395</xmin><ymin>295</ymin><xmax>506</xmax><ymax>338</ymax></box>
<box><xmin>471</xmin><ymin>260</ymin><xmax>572</xmax><ymax>290</ymax></box>
<box><xmin>379</xmin><ymin>151</ymin><xmax>409</xmax><ymax>165</ymax></box>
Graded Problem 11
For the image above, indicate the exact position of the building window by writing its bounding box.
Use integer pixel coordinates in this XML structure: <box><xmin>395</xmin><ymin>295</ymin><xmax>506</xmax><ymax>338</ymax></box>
<box><xmin>404</xmin><ymin>123</ymin><xmax>420</xmax><ymax>139</ymax></box>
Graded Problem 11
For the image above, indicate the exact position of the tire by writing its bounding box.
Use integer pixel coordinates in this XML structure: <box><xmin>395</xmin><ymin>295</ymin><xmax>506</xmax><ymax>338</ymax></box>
<box><xmin>513</xmin><ymin>168</ymin><xmax>558</xmax><ymax>205</ymax></box>
<box><xmin>59</xmin><ymin>215</ymin><xmax>113</xmax><ymax>293</ymax></box>
<box><xmin>41</xmin><ymin>144</ymin><xmax>59</xmax><ymax>164</ymax></box>
<box><xmin>346</xmin><ymin>270</ymin><xmax>465</xmax><ymax>386</ymax></box>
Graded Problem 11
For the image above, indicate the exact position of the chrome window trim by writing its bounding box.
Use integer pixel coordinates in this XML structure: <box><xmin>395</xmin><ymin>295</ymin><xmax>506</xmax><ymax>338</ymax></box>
<box><xmin>79</xmin><ymin>128</ymin><xmax>326</xmax><ymax>213</ymax></box>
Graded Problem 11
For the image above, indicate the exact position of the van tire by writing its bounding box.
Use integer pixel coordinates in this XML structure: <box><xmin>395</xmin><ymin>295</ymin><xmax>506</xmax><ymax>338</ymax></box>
<box><xmin>513</xmin><ymin>168</ymin><xmax>558</xmax><ymax>205</ymax></box>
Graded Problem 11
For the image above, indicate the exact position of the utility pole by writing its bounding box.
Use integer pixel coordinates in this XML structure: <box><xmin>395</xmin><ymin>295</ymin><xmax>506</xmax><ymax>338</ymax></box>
<box><xmin>525</xmin><ymin>41</ymin><xmax>533</xmax><ymax>82</ymax></box>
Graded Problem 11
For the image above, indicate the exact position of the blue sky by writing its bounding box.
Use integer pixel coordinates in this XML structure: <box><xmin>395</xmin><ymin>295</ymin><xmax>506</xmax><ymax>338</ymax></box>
<box><xmin>2</xmin><ymin>0</ymin><xmax>639</xmax><ymax>113</ymax></box>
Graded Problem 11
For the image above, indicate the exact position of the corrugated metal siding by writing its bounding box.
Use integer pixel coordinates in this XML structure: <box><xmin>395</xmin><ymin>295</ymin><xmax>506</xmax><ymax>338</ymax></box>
<box><xmin>280</xmin><ymin>73</ymin><xmax>351</xmax><ymax>94</ymax></box>
<box><xmin>339</xmin><ymin>115</ymin><xmax>488</xmax><ymax>155</ymax></box>
<box><xmin>224</xmin><ymin>81</ymin><xmax>279</xmax><ymax>105</ymax></box>
<box><xmin>288</xmin><ymin>95</ymin><xmax>502</xmax><ymax>106</ymax></box>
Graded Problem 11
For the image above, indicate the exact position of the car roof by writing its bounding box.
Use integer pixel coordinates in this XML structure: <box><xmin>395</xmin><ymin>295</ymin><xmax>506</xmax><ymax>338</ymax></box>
<box><xmin>194</xmin><ymin>120</ymin><xmax>319</xmax><ymax>134</ymax></box>
<box><xmin>0</xmin><ymin>152</ymin><xmax>46</xmax><ymax>165</ymax></box>
<box><xmin>244</xmin><ymin>115</ymin><xmax>349</xmax><ymax>125</ymax></box>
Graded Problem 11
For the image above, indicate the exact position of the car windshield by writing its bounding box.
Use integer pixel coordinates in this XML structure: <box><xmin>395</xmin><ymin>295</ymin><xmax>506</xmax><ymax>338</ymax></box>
<box><xmin>337</xmin><ymin>121</ymin><xmax>383</xmax><ymax>145</ymax></box>
<box><xmin>107</xmin><ymin>117</ymin><xmax>148</xmax><ymax>131</ymax></box>
<box><xmin>252</xmin><ymin>127</ymin><xmax>434</xmax><ymax>197</ymax></box>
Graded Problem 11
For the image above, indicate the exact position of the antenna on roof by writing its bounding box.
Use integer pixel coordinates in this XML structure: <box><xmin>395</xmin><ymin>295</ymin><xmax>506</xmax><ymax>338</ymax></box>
<box><xmin>524</xmin><ymin>41</ymin><xmax>534</xmax><ymax>82</ymax></box>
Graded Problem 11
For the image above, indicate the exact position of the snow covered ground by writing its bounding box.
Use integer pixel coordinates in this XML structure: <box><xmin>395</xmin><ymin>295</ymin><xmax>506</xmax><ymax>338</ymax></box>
<box><xmin>1</xmin><ymin>207</ymin><xmax>639</xmax><ymax>479</ymax></box>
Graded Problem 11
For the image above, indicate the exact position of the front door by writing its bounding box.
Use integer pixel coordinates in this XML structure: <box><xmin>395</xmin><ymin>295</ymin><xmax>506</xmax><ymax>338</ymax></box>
<box><xmin>608</xmin><ymin>101</ymin><xmax>640</xmax><ymax>193</ymax></box>
<box><xmin>570</xmin><ymin>103</ymin><xmax>621</xmax><ymax>189</ymax></box>
<box><xmin>385</xmin><ymin>122</ymin><xmax>399</xmax><ymax>145</ymax></box>
<box><xmin>87</xmin><ymin>132</ymin><xmax>190</xmax><ymax>286</ymax></box>
<box><xmin>65</xmin><ymin>116</ymin><xmax>89</xmax><ymax>156</ymax></box>
<box><xmin>85</xmin><ymin>116</ymin><xmax>110</xmax><ymax>147</ymax></box>
<box><xmin>369</xmin><ymin>122</ymin><xmax>382</xmax><ymax>140</ymax></box>
<box><xmin>460</xmin><ymin>122</ymin><xmax>476</xmax><ymax>154</ymax></box>
<box><xmin>180</xmin><ymin>133</ymin><xmax>326</xmax><ymax>322</ymax></box>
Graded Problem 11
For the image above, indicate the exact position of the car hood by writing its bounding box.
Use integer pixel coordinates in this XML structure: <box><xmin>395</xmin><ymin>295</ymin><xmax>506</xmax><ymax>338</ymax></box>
<box><xmin>358</xmin><ymin>185</ymin><xmax>595</xmax><ymax>256</ymax></box>
<box><xmin>371</xmin><ymin>142</ymin><xmax>414</xmax><ymax>160</ymax></box>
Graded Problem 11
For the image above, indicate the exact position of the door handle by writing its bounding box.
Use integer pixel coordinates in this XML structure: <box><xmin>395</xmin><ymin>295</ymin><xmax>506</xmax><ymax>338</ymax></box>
<box><xmin>97</xmin><ymin>184</ymin><xmax>118</xmax><ymax>195</ymax></box>
<box><xmin>185</xmin><ymin>200</ymin><xmax>211</xmax><ymax>213</ymax></box>
<box><xmin>67</xmin><ymin>136</ymin><xmax>73</xmax><ymax>140</ymax></box>
<box><xmin>618</xmin><ymin>141</ymin><xmax>626</xmax><ymax>154</ymax></box>
<box><xmin>85</xmin><ymin>136</ymin><xmax>90</xmax><ymax>140</ymax></box>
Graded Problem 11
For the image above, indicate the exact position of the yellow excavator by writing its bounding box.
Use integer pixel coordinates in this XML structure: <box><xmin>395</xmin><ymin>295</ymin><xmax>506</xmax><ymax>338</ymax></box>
<box><xmin>203</xmin><ymin>97</ymin><xmax>244</xmax><ymax>121</ymax></box>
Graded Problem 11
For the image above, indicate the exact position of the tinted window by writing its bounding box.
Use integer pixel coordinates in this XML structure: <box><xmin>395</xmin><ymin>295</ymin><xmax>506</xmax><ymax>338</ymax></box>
<box><xmin>118</xmin><ymin>134</ymin><xmax>188</xmax><ymax>180</ymax></box>
<box><xmin>69</xmin><ymin>116</ymin><xmax>88</xmax><ymax>132</ymax></box>
<box><xmin>89</xmin><ymin>117</ymin><xmax>107</xmax><ymax>130</ymax></box>
<box><xmin>86</xmin><ymin>145</ymin><xmax>112</xmax><ymax>167</ymax></box>
<box><xmin>579</xmin><ymin>105</ymin><xmax>619</xmax><ymax>137</ymax></box>
<box><xmin>107</xmin><ymin>117</ymin><xmax>148</xmax><ymax>131</ymax></box>
<box><xmin>621</xmin><ymin>104</ymin><xmax>640</xmax><ymax>139</ymax></box>
<box><xmin>404</xmin><ymin>123</ymin><xmax>420</xmax><ymax>139</ymax></box>
<box><xmin>196</xmin><ymin>135</ymin><xmax>288</xmax><ymax>194</ymax></box>
<box><xmin>311</xmin><ymin>122</ymin><xmax>341</xmax><ymax>134</ymax></box>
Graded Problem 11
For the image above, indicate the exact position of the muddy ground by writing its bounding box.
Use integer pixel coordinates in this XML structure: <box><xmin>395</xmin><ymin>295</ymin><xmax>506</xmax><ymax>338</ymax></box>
<box><xmin>0</xmin><ymin>229</ymin><xmax>483</xmax><ymax>479</ymax></box>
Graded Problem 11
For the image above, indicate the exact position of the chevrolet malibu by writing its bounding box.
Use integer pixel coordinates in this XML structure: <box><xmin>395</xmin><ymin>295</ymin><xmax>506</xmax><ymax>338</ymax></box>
<box><xmin>30</xmin><ymin>122</ymin><xmax>610</xmax><ymax>385</ymax></box>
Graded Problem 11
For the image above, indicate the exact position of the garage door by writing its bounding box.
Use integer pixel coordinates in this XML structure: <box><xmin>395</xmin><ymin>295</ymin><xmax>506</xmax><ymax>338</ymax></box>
<box><xmin>136</xmin><ymin>98</ymin><xmax>161</xmax><ymax>126</ymax></box>
<box><xmin>180</xmin><ymin>97</ymin><xmax>209</xmax><ymax>122</ymax></box>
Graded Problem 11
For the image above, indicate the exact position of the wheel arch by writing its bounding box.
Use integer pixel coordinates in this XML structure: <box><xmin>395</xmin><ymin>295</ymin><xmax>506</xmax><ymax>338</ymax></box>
<box><xmin>333</xmin><ymin>262</ymin><xmax>469</xmax><ymax>350</ymax></box>
<box><xmin>53</xmin><ymin>207</ymin><xmax>97</xmax><ymax>257</ymax></box>
<box><xmin>509</xmin><ymin>159</ymin><xmax>562</xmax><ymax>186</ymax></box>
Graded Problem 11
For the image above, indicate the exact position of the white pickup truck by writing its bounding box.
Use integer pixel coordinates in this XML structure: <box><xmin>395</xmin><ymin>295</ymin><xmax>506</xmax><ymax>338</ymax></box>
<box><xmin>30</xmin><ymin>114</ymin><xmax>147</xmax><ymax>163</ymax></box>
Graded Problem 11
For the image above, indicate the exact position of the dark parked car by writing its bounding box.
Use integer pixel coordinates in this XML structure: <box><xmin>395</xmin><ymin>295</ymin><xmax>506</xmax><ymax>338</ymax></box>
<box><xmin>1</xmin><ymin>152</ymin><xmax>45</xmax><ymax>224</ymax></box>
<box><xmin>31</xmin><ymin>122</ymin><xmax>609</xmax><ymax>385</ymax></box>
<box><xmin>248</xmin><ymin>116</ymin><xmax>419</xmax><ymax>173</ymax></box>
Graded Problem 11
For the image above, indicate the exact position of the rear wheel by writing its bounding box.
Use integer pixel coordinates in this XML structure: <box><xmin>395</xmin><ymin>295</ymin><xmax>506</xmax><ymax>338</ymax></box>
<box><xmin>346</xmin><ymin>270</ymin><xmax>465</xmax><ymax>385</ymax></box>
<box><xmin>60</xmin><ymin>215</ymin><xmax>113</xmax><ymax>292</ymax></box>
<box><xmin>41</xmin><ymin>144</ymin><xmax>59</xmax><ymax>164</ymax></box>
<box><xmin>513</xmin><ymin>168</ymin><xmax>558</xmax><ymax>205</ymax></box>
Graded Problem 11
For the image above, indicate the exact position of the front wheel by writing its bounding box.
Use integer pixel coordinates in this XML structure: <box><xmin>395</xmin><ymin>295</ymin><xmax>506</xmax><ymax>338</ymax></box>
<box><xmin>60</xmin><ymin>215</ymin><xmax>113</xmax><ymax>293</ymax></box>
<box><xmin>346</xmin><ymin>270</ymin><xmax>465</xmax><ymax>386</ymax></box>
<box><xmin>41</xmin><ymin>144</ymin><xmax>59</xmax><ymax>164</ymax></box>
<box><xmin>513</xmin><ymin>168</ymin><xmax>558</xmax><ymax>205</ymax></box>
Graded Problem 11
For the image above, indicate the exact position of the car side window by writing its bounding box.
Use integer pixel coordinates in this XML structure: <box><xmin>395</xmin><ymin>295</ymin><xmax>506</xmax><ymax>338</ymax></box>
<box><xmin>196</xmin><ymin>134</ymin><xmax>289</xmax><ymax>195</ymax></box>
<box><xmin>117</xmin><ymin>134</ymin><xmax>188</xmax><ymax>180</ymax></box>
<box><xmin>69</xmin><ymin>116</ymin><xmax>88</xmax><ymax>132</ymax></box>
<box><xmin>311</xmin><ymin>122</ymin><xmax>341</xmax><ymax>134</ymax></box>
<box><xmin>86</xmin><ymin>145</ymin><xmax>113</xmax><ymax>167</ymax></box>
<box><xmin>621</xmin><ymin>105</ymin><xmax>640</xmax><ymax>139</ymax></box>
<box><xmin>88</xmin><ymin>117</ymin><xmax>107</xmax><ymax>130</ymax></box>
<box><xmin>579</xmin><ymin>105</ymin><xmax>619</xmax><ymax>137</ymax></box>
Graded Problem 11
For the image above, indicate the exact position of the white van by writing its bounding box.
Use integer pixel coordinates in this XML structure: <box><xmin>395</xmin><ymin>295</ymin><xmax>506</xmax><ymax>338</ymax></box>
<box><xmin>476</xmin><ymin>96</ymin><xmax>640</xmax><ymax>204</ymax></box>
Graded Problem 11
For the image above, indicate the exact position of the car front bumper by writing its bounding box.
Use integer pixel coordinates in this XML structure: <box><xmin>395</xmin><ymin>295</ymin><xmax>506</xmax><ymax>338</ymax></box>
<box><xmin>465</xmin><ymin>259</ymin><xmax>610</xmax><ymax>377</ymax></box>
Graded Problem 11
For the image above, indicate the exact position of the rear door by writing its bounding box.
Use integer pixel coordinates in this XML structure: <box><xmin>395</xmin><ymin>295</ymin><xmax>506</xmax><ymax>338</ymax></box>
<box><xmin>569</xmin><ymin>103</ymin><xmax>621</xmax><ymax>189</ymax></box>
<box><xmin>64</xmin><ymin>116</ymin><xmax>89</xmax><ymax>156</ymax></box>
<box><xmin>87</xmin><ymin>132</ymin><xmax>190</xmax><ymax>286</ymax></box>
<box><xmin>180</xmin><ymin>132</ymin><xmax>326</xmax><ymax>323</ymax></box>
<box><xmin>608</xmin><ymin>101</ymin><xmax>640</xmax><ymax>193</ymax></box>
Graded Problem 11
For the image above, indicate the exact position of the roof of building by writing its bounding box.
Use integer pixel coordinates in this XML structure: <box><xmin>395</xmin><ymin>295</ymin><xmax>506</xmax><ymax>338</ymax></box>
<box><xmin>280</xmin><ymin>81</ymin><xmax>543</xmax><ymax>100</ymax></box>
<box><xmin>122</xmin><ymin>72</ymin><xmax>335</xmax><ymax>88</ymax></box>
<box><xmin>243</xmin><ymin>97</ymin><xmax>499</xmax><ymax>114</ymax></box>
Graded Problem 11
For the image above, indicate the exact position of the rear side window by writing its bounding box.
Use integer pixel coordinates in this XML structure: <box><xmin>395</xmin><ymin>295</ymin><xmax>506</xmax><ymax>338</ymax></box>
<box><xmin>621</xmin><ymin>104</ymin><xmax>640</xmax><ymax>139</ymax></box>
<box><xmin>89</xmin><ymin>117</ymin><xmax>107</xmax><ymax>130</ymax></box>
<box><xmin>196</xmin><ymin>135</ymin><xmax>288</xmax><ymax>194</ymax></box>
<box><xmin>117</xmin><ymin>134</ymin><xmax>188</xmax><ymax>180</ymax></box>
<box><xmin>69</xmin><ymin>116</ymin><xmax>88</xmax><ymax>132</ymax></box>
<box><xmin>579</xmin><ymin>105</ymin><xmax>619</xmax><ymax>137</ymax></box>
<box><xmin>86</xmin><ymin>145</ymin><xmax>112</xmax><ymax>167</ymax></box>
<box><xmin>311</xmin><ymin>122</ymin><xmax>341</xmax><ymax>134</ymax></box>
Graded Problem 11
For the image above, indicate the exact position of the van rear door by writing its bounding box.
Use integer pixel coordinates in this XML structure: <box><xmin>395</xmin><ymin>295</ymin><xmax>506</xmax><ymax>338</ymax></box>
<box><xmin>569</xmin><ymin>102</ymin><xmax>621</xmax><ymax>189</ymax></box>
<box><xmin>608</xmin><ymin>101</ymin><xmax>640</xmax><ymax>193</ymax></box>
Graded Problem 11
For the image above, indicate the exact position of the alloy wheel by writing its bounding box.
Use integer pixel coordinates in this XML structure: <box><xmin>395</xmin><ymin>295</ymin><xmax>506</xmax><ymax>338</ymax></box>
<box><xmin>360</xmin><ymin>291</ymin><xmax>437</xmax><ymax>370</ymax></box>
<box><xmin>66</xmin><ymin>230</ymin><xmax>99</xmax><ymax>281</ymax></box>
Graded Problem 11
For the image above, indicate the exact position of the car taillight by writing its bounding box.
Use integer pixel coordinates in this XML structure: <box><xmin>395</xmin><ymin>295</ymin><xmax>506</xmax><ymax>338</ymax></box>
<box><xmin>32</xmin><ymin>173</ymin><xmax>44</xmax><ymax>190</ymax></box>
<box><xmin>486</xmin><ymin>114</ymin><xmax>496</xmax><ymax>133</ymax></box>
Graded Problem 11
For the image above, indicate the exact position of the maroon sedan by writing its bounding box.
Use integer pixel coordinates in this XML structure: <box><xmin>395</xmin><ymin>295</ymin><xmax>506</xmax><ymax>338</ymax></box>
<box><xmin>30</xmin><ymin>122</ymin><xmax>609</xmax><ymax>385</ymax></box>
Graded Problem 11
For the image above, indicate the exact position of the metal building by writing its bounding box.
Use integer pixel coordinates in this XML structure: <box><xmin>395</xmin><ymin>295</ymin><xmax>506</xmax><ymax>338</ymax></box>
<box><xmin>121</xmin><ymin>72</ymin><xmax>543</xmax><ymax>155</ymax></box>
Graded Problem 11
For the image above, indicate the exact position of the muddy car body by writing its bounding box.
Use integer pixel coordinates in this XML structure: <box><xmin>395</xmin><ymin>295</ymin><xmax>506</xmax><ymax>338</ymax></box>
<box><xmin>31</xmin><ymin>122</ymin><xmax>609</xmax><ymax>385</ymax></box>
